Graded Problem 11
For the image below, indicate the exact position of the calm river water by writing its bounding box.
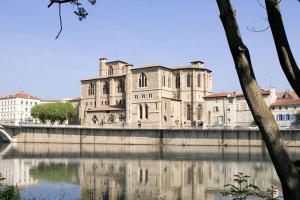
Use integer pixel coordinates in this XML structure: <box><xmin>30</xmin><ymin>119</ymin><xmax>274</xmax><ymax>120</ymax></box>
<box><xmin>1</xmin><ymin>143</ymin><xmax>299</xmax><ymax>200</ymax></box>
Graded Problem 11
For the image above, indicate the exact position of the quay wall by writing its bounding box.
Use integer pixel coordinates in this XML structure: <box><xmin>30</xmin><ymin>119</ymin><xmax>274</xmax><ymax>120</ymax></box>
<box><xmin>2</xmin><ymin>125</ymin><xmax>300</xmax><ymax>146</ymax></box>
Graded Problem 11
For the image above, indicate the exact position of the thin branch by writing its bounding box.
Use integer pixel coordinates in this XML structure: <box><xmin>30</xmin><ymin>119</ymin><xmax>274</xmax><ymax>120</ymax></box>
<box><xmin>55</xmin><ymin>3</ymin><xmax>63</xmax><ymax>39</ymax></box>
<box><xmin>247</xmin><ymin>25</ymin><xmax>270</xmax><ymax>32</ymax></box>
<box><xmin>48</xmin><ymin>0</ymin><xmax>73</xmax><ymax>8</ymax></box>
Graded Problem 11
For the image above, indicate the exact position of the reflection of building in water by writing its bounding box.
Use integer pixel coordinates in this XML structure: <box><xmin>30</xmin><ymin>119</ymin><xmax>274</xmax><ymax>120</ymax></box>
<box><xmin>79</xmin><ymin>159</ymin><xmax>280</xmax><ymax>200</ymax></box>
<box><xmin>0</xmin><ymin>159</ymin><xmax>38</xmax><ymax>188</ymax></box>
<box><xmin>79</xmin><ymin>160</ymin><xmax>126</xmax><ymax>200</ymax></box>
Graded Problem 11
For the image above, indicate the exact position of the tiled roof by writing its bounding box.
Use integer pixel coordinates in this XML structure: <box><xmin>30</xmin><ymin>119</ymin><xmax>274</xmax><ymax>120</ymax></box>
<box><xmin>236</xmin><ymin>89</ymin><xmax>270</xmax><ymax>97</ymax></box>
<box><xmin>276</xmin><ymin>90</ymin><xmax>298</xmax><ymax>99</ymax></box>
<box><xmin>0</xmin><ymin>92</ymin><xmax>39</xmax><ymax>100</ymax></box>
<box><xmin>204</xmin><ymin>92</ymin><xmax>230</xmax><ymax>98</ymax></box>
<box><xmin>271</xmin><ymin>99</ymin><xmax>300</xmax><ymax>106</ymax></box>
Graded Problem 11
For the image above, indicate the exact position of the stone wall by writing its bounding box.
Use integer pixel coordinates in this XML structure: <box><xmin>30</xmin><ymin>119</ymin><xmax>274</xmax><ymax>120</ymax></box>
<box><xmin>2</xmin><ymin>125</ymin><xmax>300</xmax><ymax>146</ymax></box>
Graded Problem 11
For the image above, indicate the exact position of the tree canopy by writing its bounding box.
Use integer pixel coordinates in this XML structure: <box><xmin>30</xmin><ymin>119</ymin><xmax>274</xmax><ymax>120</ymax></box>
<box><xmin>31</xmin><ymin>102</ymin><xmax>75</xmax><ymax>124</ymax></box>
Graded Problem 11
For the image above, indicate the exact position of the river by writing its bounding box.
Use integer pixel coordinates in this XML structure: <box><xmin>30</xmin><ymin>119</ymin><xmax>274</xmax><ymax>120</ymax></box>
<box><xmin>1</xmin><ymin>143</ymin><xmax>299</xmax><ymax>200</ymax></box>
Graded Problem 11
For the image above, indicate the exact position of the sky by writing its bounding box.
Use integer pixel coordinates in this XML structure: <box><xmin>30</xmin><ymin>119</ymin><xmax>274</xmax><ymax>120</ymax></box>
<box><xmin>0</xmin><ymin>0</ymin><xmax>300</xmax><ymax>99</ymax></box>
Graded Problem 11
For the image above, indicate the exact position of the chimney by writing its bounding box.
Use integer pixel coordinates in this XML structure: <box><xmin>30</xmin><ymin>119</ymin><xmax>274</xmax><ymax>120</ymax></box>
<box><xmin>190</xmin><ymin>60</ymin><xmax>204</xmax><ymax>68</ymax></box>
<box><xmin>99</xmin><ymin>58</ymin><xmax>107</xmax><ymax>77</ymax></box>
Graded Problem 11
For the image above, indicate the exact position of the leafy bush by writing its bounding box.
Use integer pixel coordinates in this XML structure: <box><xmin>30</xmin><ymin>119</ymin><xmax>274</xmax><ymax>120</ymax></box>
<box><xmin>222</xmin><ymin>172</ymin><xmax>282</xmax><ymax>200</ymax></box>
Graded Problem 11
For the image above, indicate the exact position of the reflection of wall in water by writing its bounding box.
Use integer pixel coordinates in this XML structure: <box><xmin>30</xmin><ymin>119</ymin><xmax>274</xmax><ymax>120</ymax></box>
<box><xmin>78</xmin><ymin>159</ymin><xmax>279</xmax><ymax>200</ymax></box>
<box><xmin>79</xmin><ymin>160</ymin><xmax>126</xmax><ymax>200</ymax></box>
<box><xmin>0</xmin><ymin>159</ymin><xmax>38</xmax><ymax>188</ymax></box>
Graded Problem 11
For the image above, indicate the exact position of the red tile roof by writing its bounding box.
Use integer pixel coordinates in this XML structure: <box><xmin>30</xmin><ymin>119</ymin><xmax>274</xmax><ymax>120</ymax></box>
<box><xmin>236</xmin><ymin>89</ymin><xmax>270</xmax><ymax>97</ymax></box>
<box><xmin>204</xmin><ymin>92</ymin><xmax>230</xmax><ymax>98</ymax></box>
<box><xmin>276</xmin><ymin>90</ymin><xmax>298</xmax><ymax>100</ymax></box>
<box><xmin>0</xmin><ymin>92</ymin><xmax>39</xmax><ymax>100</ymax></box>
<box><xmin>271</xmin><ymin>99</ymin><xmax>300</xmax><ymax>106</ymax></box>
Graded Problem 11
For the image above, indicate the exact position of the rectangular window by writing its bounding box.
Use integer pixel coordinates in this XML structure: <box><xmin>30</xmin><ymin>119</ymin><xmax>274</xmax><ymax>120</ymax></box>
<box><xmin>213</xmin><ymin>106</ymin><xmax>219</xmax><ymax>112</ymax></box>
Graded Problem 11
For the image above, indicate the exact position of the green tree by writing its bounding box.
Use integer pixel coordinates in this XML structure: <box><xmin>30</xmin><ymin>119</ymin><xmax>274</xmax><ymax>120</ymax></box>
<box><xmin>31</xmin><ymin>102</ymin><xmax>75</xmax><ymax>124</ymax></box>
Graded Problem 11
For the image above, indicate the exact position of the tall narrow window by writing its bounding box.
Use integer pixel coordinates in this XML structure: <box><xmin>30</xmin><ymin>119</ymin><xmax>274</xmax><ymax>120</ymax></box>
<box><xmin>187</xmin><ymin>74</ymin><xmax>191</xmax><ymax>87</ymax></box>
<box><xmin>168</xmin><ymin>76</ymin><xmax>171</xmax><ymax>88</ymax></box>
<box><xmin>103</xmin><ymin>82</ymin><xmax>109</xmax><ymax>94</ymax></box>
<box><xmin>145</xmin><ymin>104</ymin><xmax>149</xmax><ymax>119</ymax></box>
<box><xmin>162</xmin><ymin>75</ymin><xmax>166</xmax><ymax>87</ymax></box>
<box><xmin>108</xmin><ymin>66</ymin><xmax>113</xmax><ymax>75</ymax></box>
<box><xmin>187</xmin><ymin>104</ymin><xmax>192</xmax><ymax>120</ymax></box>
<box><xmin>197</xmin><ymin>73</ymin><xmax>201</xmax><ymax>87</ymax></box>
<box><xmin>88</xmin><ymin>83</ymin><xmax>95</xmax><ymax>95</ymax></box>
<box><xmin>175</xmin><ymin>74</ymin><xmax>180</xmax><ymax>89</ymax></box>
<box><xmin>118</xmin><ymin>79</ymin><xmax>124</xmax><ymax>93</ymax></box>
<box><xmin>197</xmin><ymin>104</ymin><xmax>202</xmax><ymax>120</ymax></box>
<box><xmin>139</xmin><ymin>104</ymin><xmax>143</xmax><ymax>119</ymax></box>
<box><xmin>139</xmin><ymin>73</ymin><xmax>147</xmax><ymax>87</ymax></box>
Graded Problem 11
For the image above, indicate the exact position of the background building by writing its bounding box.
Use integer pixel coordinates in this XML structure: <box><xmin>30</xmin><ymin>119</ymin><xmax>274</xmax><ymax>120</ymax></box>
<box><xmin>0</xmin><ymin>92</ymin><xmax>40</xmax><ymax>125</ymax></box>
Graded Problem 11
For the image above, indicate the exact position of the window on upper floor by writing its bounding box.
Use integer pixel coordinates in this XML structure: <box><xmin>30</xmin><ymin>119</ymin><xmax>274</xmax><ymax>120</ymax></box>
<box><xmin>139</xmin><ymin>73</ymin><xmax>147</xmax><ymax>87</ymax></box>
<box><xmin>118</xmin><ymin>79</ymin><xmax>124</xmax><ymax>93</ymax></box>
<box><xmin>175</xmin><ymin>74</ymin><xmax>180</xmax><ymax>89</ymax></box>
<box><xmin>88</xmin><ymin>82</ymin><xmax>96</xmax><ymax>96</ymax></box>
<box><xmin>213</xmin><ymin>106</ymin><xmax>219</xmax><ymax>112</ymax></box>
<box><xmin>197</xmin><ymin>73</ymin><xmax>201</xmax><ymax>87</ymax></box>
<box><xmin>187</xmin><ymin>74</ymin><xmax>191</xmax><ymax>87</ymax></box>
<box><xmin>168</xmin><ymin>76</ymin><xmax>171</xmax><ymax>88</ymax></box>
<box><xmin>108</xmin><ymin>66</ymin><xmax>113</xmax><ymax>75</ymax></box>
<box><xmin>103</xmin><ymin>82</ymin><xmax>109</xmax><ymax>94</ymax></box>
<box><xmin>162</xmin><ymin>74</ymin><xmax>166</xmax><ymax>87</ymax></box>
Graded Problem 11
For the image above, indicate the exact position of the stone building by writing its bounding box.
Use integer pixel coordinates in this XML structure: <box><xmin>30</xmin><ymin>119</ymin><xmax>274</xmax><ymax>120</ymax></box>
<box><xmin>80</xmin><ymin>58</ymin><xmax>212</xmax><ymax>128</ymax></box>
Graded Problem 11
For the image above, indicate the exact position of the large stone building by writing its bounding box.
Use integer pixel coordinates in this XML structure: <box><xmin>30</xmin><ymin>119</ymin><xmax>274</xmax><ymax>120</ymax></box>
<box><xmin>80</xmin><ymin>58</ymin><xmax>212</xmax><ymax>128</ymax></box>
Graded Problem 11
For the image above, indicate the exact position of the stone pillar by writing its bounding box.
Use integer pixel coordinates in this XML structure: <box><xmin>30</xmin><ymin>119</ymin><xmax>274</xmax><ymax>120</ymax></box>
<box><xmin>125</xmin><ymin>64</ymin><xmax>133</xmax><ymax>127</ymax></box>
<box><xmin>99</xmin><ymin>58</ymin><xmax>107</xmax><ymax>77</ymax></box>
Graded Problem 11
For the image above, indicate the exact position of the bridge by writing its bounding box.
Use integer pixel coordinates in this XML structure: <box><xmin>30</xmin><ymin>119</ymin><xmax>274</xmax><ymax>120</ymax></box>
<box><xmin>0</xmin><ymin>125</ymin><xmax>17</xmax><ymax>143</ymax></box>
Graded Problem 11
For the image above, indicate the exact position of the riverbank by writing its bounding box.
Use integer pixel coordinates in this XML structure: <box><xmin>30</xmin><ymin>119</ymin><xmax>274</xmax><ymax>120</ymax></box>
<box><xmin>1</xmin><ymin>125</ymin><xmax>300</xmax><ymax>146</ymax></box>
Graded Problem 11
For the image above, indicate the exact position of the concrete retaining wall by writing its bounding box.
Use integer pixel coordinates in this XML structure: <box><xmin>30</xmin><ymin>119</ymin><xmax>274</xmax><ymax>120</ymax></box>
<box><xmin>2</xmin><ymin>125</ymin><xmax>300</xmax><ymax>146</ymax></box>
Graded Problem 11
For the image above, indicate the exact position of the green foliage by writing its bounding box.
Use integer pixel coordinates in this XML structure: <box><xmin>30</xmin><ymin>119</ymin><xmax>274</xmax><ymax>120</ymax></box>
<box><xmin>31</xmin><ymin>102</ymin><xmax>75</xmax><ymax>124</ymax></box>
<box><xmin>0</xmin><ymin>173</ymin><xmax>22</xmax><ymax>200</ymax></box>
<box><xmin>222</xmin><ymin>172</ymin><xmax>282</xmax><ymax>200</ymax></box>
<box><xmin>295</xmin><ymin>111</ymin><xmax>300</xmax><ymax>124</ymax></box>
<box><xmin>29</xmin><ymin>163</ymin><xmax>78</xmax><ymax>183</ymax></box>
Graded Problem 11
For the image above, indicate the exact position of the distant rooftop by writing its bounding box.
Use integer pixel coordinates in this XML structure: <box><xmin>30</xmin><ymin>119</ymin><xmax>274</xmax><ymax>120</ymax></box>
<box><xmin>0</xmin><ymin>91</ymin><xmax>39</xmax><ymax>100</ymax></box>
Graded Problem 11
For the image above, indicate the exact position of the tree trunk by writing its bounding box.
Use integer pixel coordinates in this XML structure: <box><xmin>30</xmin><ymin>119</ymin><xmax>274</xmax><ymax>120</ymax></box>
<box><xmin>265</xmin><ymin>0</ymin><xmax>300</xmax><ymax>97</ymax></box>
<box><xmin>216</xmin><ymin>0</ymin><xmax>300</xmax><ymax>199</ymax></box>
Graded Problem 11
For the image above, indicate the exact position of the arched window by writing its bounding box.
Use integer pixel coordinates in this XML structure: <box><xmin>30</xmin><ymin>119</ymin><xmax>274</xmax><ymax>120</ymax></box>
<box><xmin>118</xmin><ymin>79</ymin><xmax>124</xmax><ymax>93</ymax></box>
<box><xmin>187</xmin><ymin>104</ymin><xmax>192</xmax><ymax>120</ymax></box>
<box><xmin>197</xmin><ymin>104</ymin><xmax>203</xmax><ymax>120</ymax></box>
<box><xmin>139</xmin><ymin>104</ymin><xmax>143</xmax><ymax>119</ymax></box>
<box><xmin>88</xmin><ymin>82</ymin><xmax>95</xmax><ymax>95</ymax></box>
<box><xmin>145</xmin><ymin>104</ymin><xmax>149</xmax><ymax>119</ymax></box>
<box><xmin>197</xmin><ymin>73</ymin><xmax>201</xmax><ymax>87</ymax></box>
<box><xmin>187</xmin><ymin>74</ymin><xmax>191</xmax><ymax>87</ymax></box>
<box><xmin>108</xmin><ymin>66</ymin><xmax>113</xmax><ymax>75</ymax></box>
<box><xmin>175</xmin><ymin>74</ymin><xmax>180</xmax><ymax>88</ymax></box>
<box><xmin>139</xmin><ymin>73</ymin><xmax>147</xmax><ymax>87</ymax></box>
<box><xmin>103</xmin><ymin>82</ymin><xmax>109</xmax><ymax>94</ymax></box>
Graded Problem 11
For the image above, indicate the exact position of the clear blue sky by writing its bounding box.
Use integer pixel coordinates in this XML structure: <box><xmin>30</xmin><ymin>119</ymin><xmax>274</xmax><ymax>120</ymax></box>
<box><xmin>0</xmin><ymin>0</ymin><xmax>299</xmax><ymax>99</ymax></box>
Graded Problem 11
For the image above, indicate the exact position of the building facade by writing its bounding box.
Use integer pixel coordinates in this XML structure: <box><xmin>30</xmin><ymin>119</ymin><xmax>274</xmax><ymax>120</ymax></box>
<box><xmin>0</xmin><ymin>92</ymin><xmax>40</xmax><ymax>125</ymax></box>
<box><xmin>80</xmin><ymin>58</ymin><xmax>212</xmax><ymax>128</ymax></box>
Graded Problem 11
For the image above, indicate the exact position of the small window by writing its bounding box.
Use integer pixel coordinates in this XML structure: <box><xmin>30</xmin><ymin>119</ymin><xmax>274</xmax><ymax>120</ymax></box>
<box><xmin>108</xmin><ymin>66</ymin><xmax>113</xmax><ymax>75</ymax></box>
<box><xmin>187</xmin><ymin>74</ymin><xmax>191</xmax><ymax>87</ymax></box>
<box><xmin>175</xmin><ymin>74</ymin><xmax>180</xmax><ymax>89</ymax></box>
<box><xmin>139</xmin><ymin>73</ymin><xmax>147</xmax><ymax>87</ymax></box>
